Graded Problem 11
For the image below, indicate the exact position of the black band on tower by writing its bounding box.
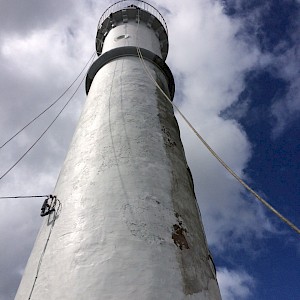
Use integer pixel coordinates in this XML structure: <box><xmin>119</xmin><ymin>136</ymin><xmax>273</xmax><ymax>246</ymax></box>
<box><xmin>85</xmin><ymin>46</ymin><xmax>175</xmax><ymax>100</ymax></box>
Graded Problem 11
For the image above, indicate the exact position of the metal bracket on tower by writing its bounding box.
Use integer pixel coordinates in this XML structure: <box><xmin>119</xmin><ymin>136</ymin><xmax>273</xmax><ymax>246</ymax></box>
<box><xmin>155</xmin><ymin>26</ymin><xmax>164</xmax><ymax>38</ymax></box>
<box><xmin>122</xmin><ymin>9</ymin><xmax>128</xmax><ymax>23</ymax></box>
<box><xmin>40</xmin><ymin>195</ymin><xmax>56</xmax><ymax>217</ymax></box>
<box><xmin>147</xmin><ymin>14</ymin><xmax>155</xmax><ymax>29</ymax></box>
<box><xmin>109</xmin><ymin>13</ymin><xmax>117</xmax><ymax>28</ymax></box>
<box><xmin>86</xmin><ymin>46</ymin><xmax>175</xmax><ymax>99</ymax></box>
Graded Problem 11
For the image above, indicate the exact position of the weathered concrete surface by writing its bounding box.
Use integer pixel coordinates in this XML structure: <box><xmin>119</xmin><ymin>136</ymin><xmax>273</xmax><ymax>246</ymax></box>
<box><xmin>102</xmin><ymin>20</ymin><xmax>163</xmax><ymax>58</ymax></box>
<box><xmin>16</xmin><ymin>6</ymin><xmax>221</xmax><ymax>300</ymax></box>
<box><xmin>16</xmin><ymin>57</ymin><xmax>221</xmax><ymax>300</ymax></box>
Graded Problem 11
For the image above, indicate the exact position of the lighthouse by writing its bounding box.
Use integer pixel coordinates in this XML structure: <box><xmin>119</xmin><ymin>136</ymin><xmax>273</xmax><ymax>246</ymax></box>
<box><xmin>15</xmin><ymin>1</ymin><xmax>222</xmax><ymax>299</ymax></box>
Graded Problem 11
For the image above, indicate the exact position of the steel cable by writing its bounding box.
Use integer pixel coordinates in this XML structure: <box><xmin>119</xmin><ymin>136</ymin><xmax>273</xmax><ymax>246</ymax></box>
<box><xmin>0</xmin><ymin>52</ymin><xmax>96</xmax><ymax>149</ymax></box>
<box><xmin>135</xmin><ymin>9</ymin><xmax>300</xmax><ymax>234</ymax></box>
<box><xmin>28</xmin><ymin>197</ymin><xmax>62</xmax><ymax>300</ymax></box>
<box><xmin>0</xmin><ymin>195</ymin><xmax>49</xmax><ymax>199</ymax></box>
<box><xmin>0</xmin><ymin>52</ymin><xmax>97</xmax><ymax>181</ymax></box>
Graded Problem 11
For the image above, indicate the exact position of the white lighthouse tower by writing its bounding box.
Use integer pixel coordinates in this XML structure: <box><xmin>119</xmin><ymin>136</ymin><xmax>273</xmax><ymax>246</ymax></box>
<box><xmin>16</xmin><ymin>1</ymin><xmax>221</xmax><ymax>299</ymax></box>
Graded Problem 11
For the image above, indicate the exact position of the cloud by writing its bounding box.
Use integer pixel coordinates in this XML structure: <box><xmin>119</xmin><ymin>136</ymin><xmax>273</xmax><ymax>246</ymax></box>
<box><xmin>218</xmin><ymin>0</ymin><xmax>300</xmax><ymax>136</ymax></box>
<box><xmin>271</xmin><ymin>42</ymin><xmax>300</xmax><ymax>136</ymax></box>
<box><xmin>156</xmin><ymin>0</ymin><xmax>275</xmax><ymax>250</ymax></box>
<box><xmin>217</xmin><ymin>267</ymin><xmax>255</xmax><ymax>300</ymax></box>
<box><xmin>0</xmin><ymin>3</ymin><xmax>97</xmax><ymax>297</ymax></box>
<box><xmin>0</xmin><ymin>0</ymin><xmax>75</xmax><ymax>36</ymax></box>
<box><xmin>0</xmin><ymin>199</ymin><xmax>42</xmax><ymax>300</ymax></box>
<box><xmin>0</xmin><ymin>0</ymin><xmax>288</xmax><ymax>298</ymax></box>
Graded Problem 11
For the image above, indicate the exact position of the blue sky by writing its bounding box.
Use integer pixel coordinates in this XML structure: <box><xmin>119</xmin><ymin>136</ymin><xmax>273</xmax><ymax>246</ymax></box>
<box><xmin>217</xmin><ymin>0</ymin><xmax>300</xmax><ymax>299</ymax></box>
<box><xmin>0</xmin><ymin>0</ymin><xmax>299</xmax><ymax>299</ymax></box>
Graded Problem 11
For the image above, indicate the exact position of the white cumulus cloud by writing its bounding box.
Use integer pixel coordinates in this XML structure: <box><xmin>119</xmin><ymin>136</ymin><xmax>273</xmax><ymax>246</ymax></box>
<box><xmin>217</xmin><ymin>267</ymin><xmax>255</xmax><ymax>300</ymax></box>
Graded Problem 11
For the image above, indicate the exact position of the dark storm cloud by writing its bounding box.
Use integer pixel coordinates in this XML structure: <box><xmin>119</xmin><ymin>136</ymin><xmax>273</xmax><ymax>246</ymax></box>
<box><xmin>0</xmin><ymin>1</ymin><xmax>97</xmax><ymax>298</ymax></box>
<box><xmin>0</xmin><ymin>60</ymin><xmax>84</xmax><ymax>178</ymax></box>
<box><xmin>0</xmin><ymin>108</ymin><xmax>80</xmax><ymax>300</ymax></box>
<box><xmin>0</xmin><ymin>0</ymin><xmax>74</xmax><ymax>36</ymax></box>
<box><xmin>0</xmin><ymin>198</ymin><xmax>43</xmax><ymax>300</ymax></box>
<box><xmin>2</xmin><ymin>0</ymin><xmax>298</xmax><ymax>299</ymax></box>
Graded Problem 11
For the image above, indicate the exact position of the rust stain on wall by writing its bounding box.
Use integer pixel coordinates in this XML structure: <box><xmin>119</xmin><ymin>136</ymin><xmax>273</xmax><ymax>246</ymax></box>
<box><xmin>172</xmin><ymin>223</ymin><xmax>189</xmax><ymax>250</ymax></box>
